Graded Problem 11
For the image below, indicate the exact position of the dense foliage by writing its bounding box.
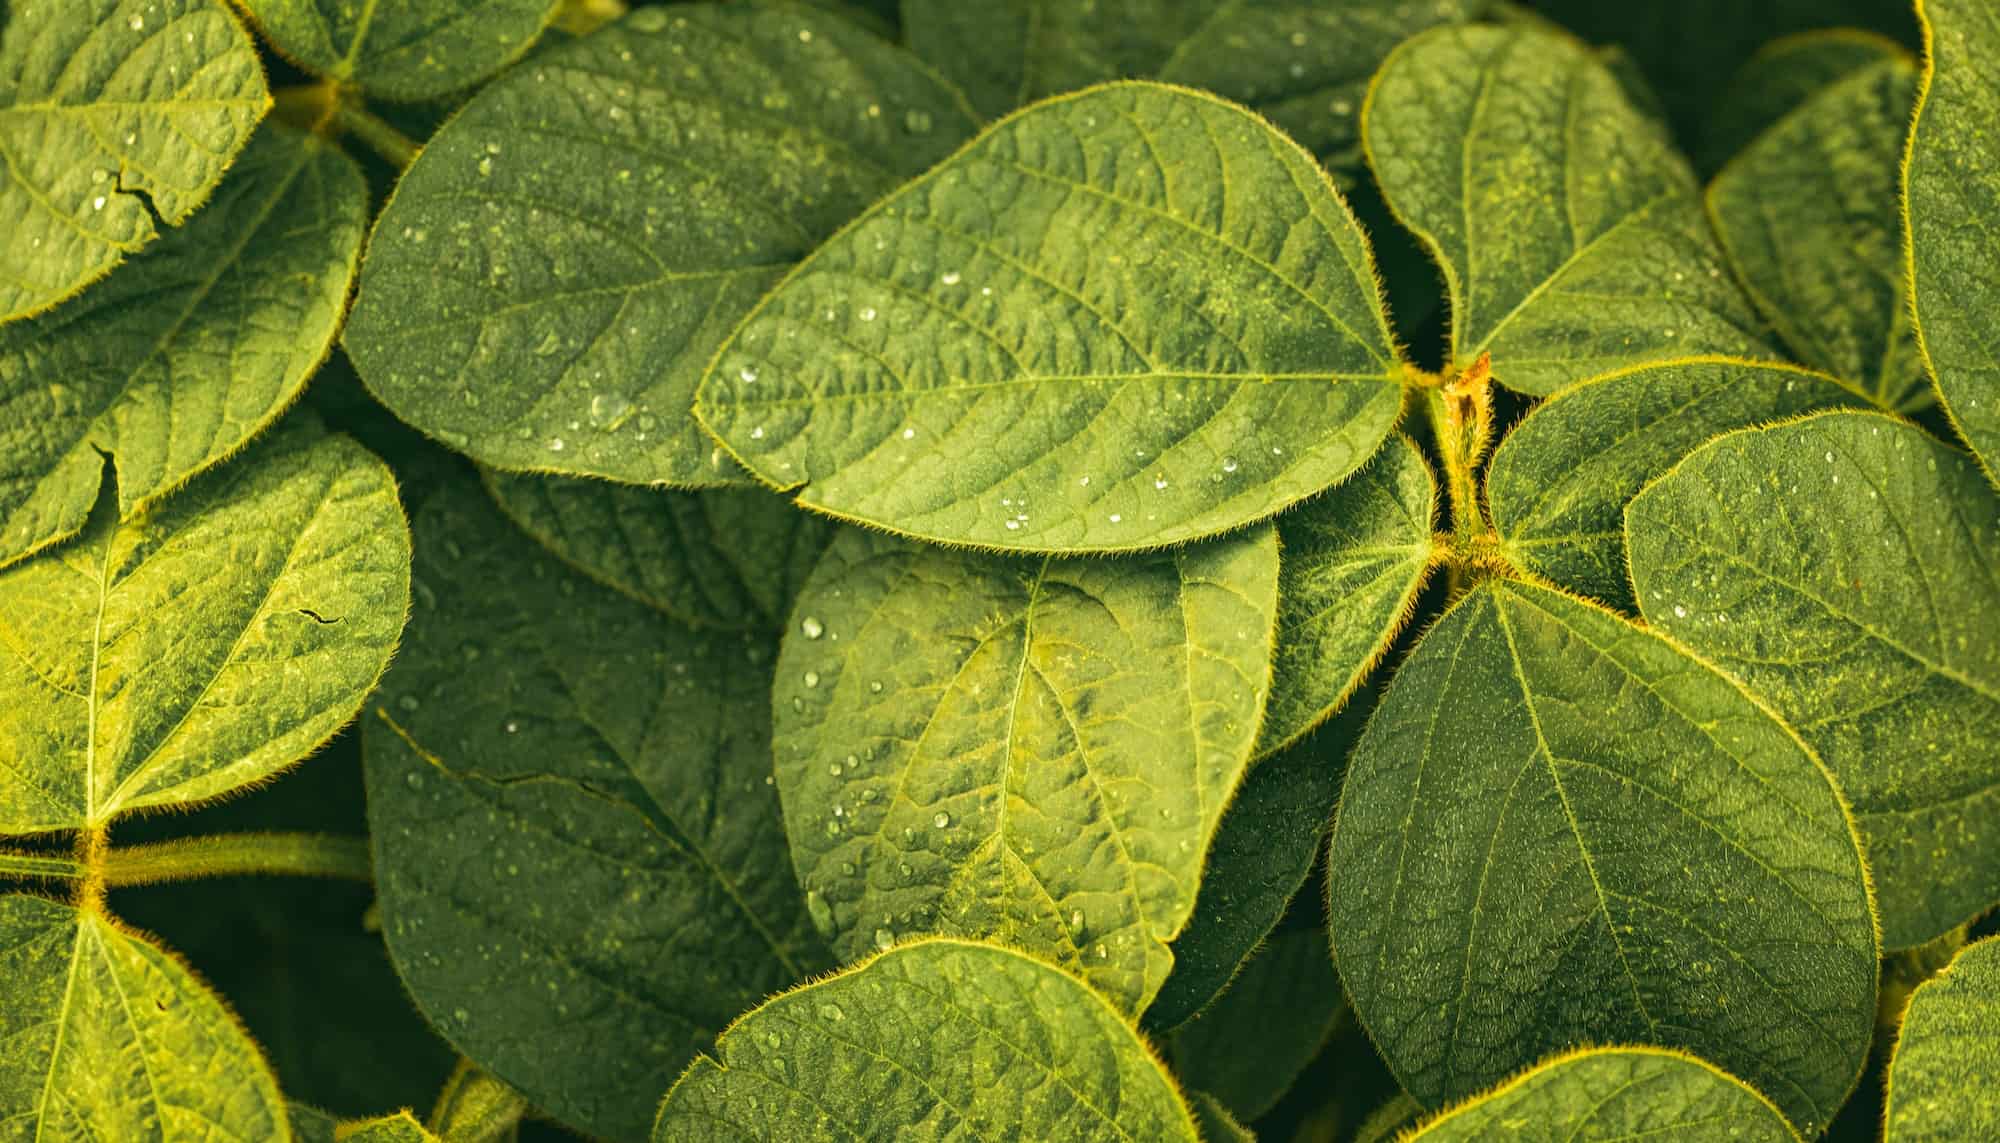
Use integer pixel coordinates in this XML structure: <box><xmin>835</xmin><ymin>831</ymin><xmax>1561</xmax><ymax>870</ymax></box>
<box><xmin>1</xmin><ymin>1</ymin><xmax>1996</xmax><ymax>1140</ymax></box>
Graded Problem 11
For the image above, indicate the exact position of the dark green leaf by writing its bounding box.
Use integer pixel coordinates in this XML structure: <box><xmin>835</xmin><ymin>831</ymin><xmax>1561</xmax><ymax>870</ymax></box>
<box><xmin>1406</xmin><ymin>1047</ymin><xmax>1797</xmax><ymax>1141</ymax></box>
<box><xmin>1170</xmin><ymin>928</ymin><xmax>1341</xmax><ymax>1122</ymax></box>
<box><xmin>1189</xmin><ymin>1092</ymin><xmax>1255</xmax><ymax>1143</ymax></box>
<box><xmin>1698</xmin><ymin>28</ymin><xmax>1910</xmax><ymax>172</ymax></box>
<box><xmin>238</xmin><ymin>0</ymin><xmax>560</xmax><ymax>102</ymax></box>
<box><xmin>1885</xmin><ymin>935</ymin><xmax>2000</xmax><ymax>1138</ymax></box>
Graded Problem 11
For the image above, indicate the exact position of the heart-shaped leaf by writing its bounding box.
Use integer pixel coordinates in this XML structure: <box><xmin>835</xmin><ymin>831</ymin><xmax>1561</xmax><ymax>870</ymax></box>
<box><xmin>1406</xmin><ymin>1047</ymin><xmax>1797</xmax><ymax>1141</ymax></box>
<box><xmin>1628</xmin><ymin>410</ymin><xmax>2000</xmax><ymax>948</ymax></box>
<box><xmin>0</xmin><ymin>893</ymin><xmax>287</xmax><ymax>1140</ymax></box>
<box><xmin>700</xmin><ymin>81</ymin><xmax>1408</xmax><ymax>552</ymax></box>
<box><xmin>1329</xmin><ymin>578</ymin><xmax>1876</xmax><ymax>1133</ymax></box>
<box><xmin>773</xmin><ymin>524</ymin><xmax>1278</xmax><ymax>1013</ymax></box>
<box><xmin>0</xmin><ymin>0</ymin><xmax>269</xmax><ymax>322</ymax></box>
<box><xmin>1885</xmin><ymin>935</ymin><xmax>2000</xmax><ymax>1139</ymax></box>
<box><xmin>1364</xmin><ymin>24</ymin><xmax>1768</xmax><ymax>394</ymax></box>
<box><xmin>652</xmin><ymin>937</ymin><xmax>1200</xmax><ymax>1141</ymax></box>
<box><xmin>0</xmin><ymin>419</ymin><xmax>409</xmax><ymax>834</ymax></box>
<box><xmin>0</xmin><ymin>124</ymin><xmax>369</xmax><ymax>569</ymax></box>
<box><xmin>237</xmin><ymin>0</ymin><xmax>560</xmax><ymax>102</ymax></box>
<box><xmin>343</xmin><ymin>3</ymin><xmax>977</xmax><ymax>487</ymax></box>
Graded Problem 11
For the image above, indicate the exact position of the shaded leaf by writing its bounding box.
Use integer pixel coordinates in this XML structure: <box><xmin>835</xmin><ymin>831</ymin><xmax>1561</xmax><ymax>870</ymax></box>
<box><xmin>483</xmin><ymin>471</ymin><xmax>835</xmax><ymax>631</ymax></box>
<box><xmin>343</xmin><ymin>3</ymin><xmax>977</xmax><ymax>487</ymax></box>
<box><xmin>0</xmin><ymin>0</ymin><xmax>268</xmax><ymax>321</ymax></box>
<box><xmin>773</xmin><ymin>524</ymin><xmax>1278</xmax><ymax>1013</ymax></box>
<box><xmin>0</xmin><ymin>419</ymin><xmax>409</xmax><ymax>833</ymax></box>
<box><xmin>1709</xmin><ymin>58</ymin><xmax>1925</xmax><ymax>410</ymax></box>
<box><xmin>0</xmin><ymin>893</ymin><xmax>287</xmax><ymax>1140</ymax></box>
<box><xmin>1328</xmin><ymin>578</ymin><xmax>1877</xmax><ymax>1133</ymax></box>
<box><xmin>364</xmin><ymin>475</ymin><xmax>828</xmax><ymax>1141</ymax></box>
<box><xmin>1406</xmin><ymin>1046</ymin><xmax>1797</xmax><ymax>1141</ymax></box>
<box><xmin>1170</xmin><ymin>928</ymin><xmax>1341</xmax><ymax>1122</ymax></box>
<box><xmin>1260</xmin><ymin>433</ymin><xmax>1432</xmax><ymax>756</ymax></box>
<box><xmin>1627</xmin><ymin>410</ymin><xmax>2000</xmax><ymax>948</ymax></box>
<box><xmin>1905</xmin><ymin>0</ymin><xmax>2000</xmax><ymax>483</ymax></box>
<box><xmin>1487</xmin><ymin>358</ymin><xmax>1867</xmax><ymax>609</ymax></box>
<box><xmin>1885</xmin><ymin>935</ymin><xmax>2000</xmax><ymax>1139</ymax></box>
<box><xmin>238</xmin><ymin>0</ymin><xmax>560</xmax><ymax>102</ymax></box>
<box><xmin>1698</xmin><ymin>28</ymin><xmax>1910</xmax><ymax>172</ymax></box>
<box><xmin>0</xmin><ymin>124</ymin><xmax>369</xmax><ymax>568</ymax></box>
<box><xmin>1364</xmin><ymin>24</ymin><xmax>1767</xmax><ymax>395</ymax></box>
<box><xmin>652</xmin><ymin>937</ymin><xmax>1200</xmax><ymax>1141</ymax></box>
<box><xmin>701</xmin><ymin>81</ymin><xmax>1407</xmax><ymax>552</ymax></box>
<box><xmin>1190</xmin><ymin>1092</ymin><xmax>1255</xmax><ymax>1143</ymax></box>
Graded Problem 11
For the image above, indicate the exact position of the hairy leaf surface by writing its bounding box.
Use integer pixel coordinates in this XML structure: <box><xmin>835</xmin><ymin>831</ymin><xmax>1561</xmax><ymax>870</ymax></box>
<box><xmin>1885</xmin><ymin>935</ymin><xmax>2000</xmax><ymax>1139</ymax></box>
<box><xmin>1628</xmin><ymin>410</ymin><xmax>2000</xmax><ymax>948</ymax></box>
<box><xmin>0</xmin><ymin>125</ymin><xmax>368</xmax><ymax>569</ymax></box>
<box><xmin>0</xmin><ymin>421</ymin><xmax>408</xmax><ymax>833</ymax></box>
<box><xmin>239</xmin><ymin>0</ymin><xmax>559</xmax><ymax>101</ymax></box>
<box><xmin>1709</xmin><ymin>59</ymin><xmax>1925</xmax><ymax>410</ymax></box>
<box><xmin>1364</xmin><ymin>24</ymin><xmax>1767</xmax><ymax>394</ymax></box>
<box><xmin>1487</xmin><ymin>359</ymin><xmax>1866</xmax><ymax>609</ymax></box>
<box><xmin>1328</xmin><ymin>578</ymin><xmax>1877</xmax><ymax>1132</ymax></box>
<box><xmin>1699</xmin><ymin>29</ymin><xmax>1909</xmax><ymax>173</ymax></box>
<box><xmin>0</xmin><ymin>894</ymin><xmax>288</xmax><ymax>1140</ymax></box>
<box><xmin>0</xmin><ymin>0</ymin><xmax>269</xmax><ymax>322</ymax></box>
<box><xmin>1406</xmin><ymin>1047</ymin><xmax>1797</xmax><ymax>1142</ymax></box>
<box><xmin>702</xmin><ymin>81</ymin><xmax>1406</xmax><ymax>551</ymax></box>
<box><xmin>1906</xmin><ymin>0</ymin><xmax>2000</xmax><ymax>481</ymax></box>
<box><xmin>291</xmin><ymin>1106</ymin><xmax>436</xmax><ymax>1143</ymax></box>
<box><xmin>1190</xmin><ymin>1092</ymin><xmax>1254</xmax><ymax>1143</ymax></box>
<box><xmin>344</xmin><ymin>3</ymin><xmax>976</xmax><ymax>487</ymax></box>
<box><xmin>1169</xmin><ymin>927</ymin><xmax>1342</xmax><ymax>1122</ymax></box>
<box><xmin>1261</xmin><ymin>433</ymin><xmax>1432</xmax><ymax>755</ymax></box>
<box><xmin>900</xmin><ymin>0</ymin><xmax>1209</xmax><ymax>119</ymax></box>
<box><xmin>652</xmin><ymin>937</ymin><xmax>1200</xmax><ymax>1141</ymax></box>
<box><xmin>483</xmin><ymin>470</ymin><xmax>835</xmax><ymax>631</ymax></box>
<box><xmin>364</xmin><ymin>477</ymin><xmax>828</xmax><ymax>1141</ymax></box>
<box><xmin>774</xmin><ymin>525</ymin><xmax>1278</xmax><ymax>1013</ymax></box>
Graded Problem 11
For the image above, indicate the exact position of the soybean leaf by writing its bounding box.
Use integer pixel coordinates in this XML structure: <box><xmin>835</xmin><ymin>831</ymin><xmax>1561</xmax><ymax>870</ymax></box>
<box><xmin>1328</xmin><ymin>578</ymin><xmax>1877</xmax><ymax>1133</ymax></box>
<box><xmin>1698</xmin><ymin>29</ymin><xmax>1910</xmax><ymax>172</ymax></box>
<box><xmin>1189</xmin><ymin>1093</ymin><xmax>1255</xmax><ymax>1143</ymax></box>
<box><xmin>1144</xmin><ymin>697</ymin><xmax>1360</xmax><ymax>1033</ymax></box>
<box><xmin>773</xmin><ymin>524</ymin><xmax>1278</xmax><ymax>1014</ymax></box>
<box><xmin>1354</xmin><ymin>1092</ymin><xmax>1421</xmax><ymax>1143</ymax></box>
<box><xmin>1905</xmin><ymin>0</ymin><xmax>2000</xmax><ymax>483</ymax></box>
<box><xmin>1406</xmin><ymin>1047</ymin><xmax>1798</xmax><ymax>1142</ymax></box>
<box><xmin>237</xmin><ymin>0</ymin><xmax>560</xmax><ymax>102</ymax></box>
<box><xmin>1885</xmin><ymin>935</ymin><xmax>2000</xmax><ymax>1139</ymax></box>
<box><xmin>1170</xmin><ymin>928</ymin><xmax>1342</xmax><ymax>1122</ymax></box>
<box><xmin>292</xmin><ymin>1108</ymin><xmax>437</xmax><ymax>1143</ymax></box>
<box><xmin>0</xmin><ymin>893</ymin><xmax>288</xmax><ymax>1140</ymax></box>
<box><xmin>701</xmin><ymin>81</ymin><xmax>1407</xmax><ymax>552</ymax></box>
<box><xmin>483</xmin><ymin>470</ymin><xmax>836</xmax><ymax>631</ymax></box>
<box><xmin>0</xmin><ymin>0</ymin><xmax>269</xmax><ymax>322</ymax></box>
<box><xmin>1364</xmin><ymin>24</ymin><xmax>1768</xmax><ymax>395</ymax></box>
<box><xmin>0</xmin><ymin>419</ymin><xmax>409</xmax><ymax>834</ymax></box>
<box><xmin>0</xmin><ymin>124</ymin><xmax>369</xmax><ymax>569</ymax></box>
<box><xmin>1260</xmin><ymin>433</ymin><xmax>1433</xmax><ymax>756</ymax></box>
<box><xmin>1487</xmin><ymin>359</ymin><xmax>1867</xmax><ymax>610</ymax></box>
<box><xmin>343</xmin><ymin>3</ymin><xmax>977</xmax><ymax>487</ymax></box>
<box><xmin>1708</xmin><ymin>58</ymin><xmax>1926</xmax><ymax>410</ymax></box>
<box><xmin>652</xmin><ymin>937</ymin><xmax>1201</xmax><ymax>1141</ymax></box>
<box><xmin>1627</xmin><ymin>410</ymin><xmax>2000</xmax><ymax>948</ymax></box>
<box><xmin>364</xmin><ymin>476</ymin><xmax>829</xmax><ymax>1141</ymax></box>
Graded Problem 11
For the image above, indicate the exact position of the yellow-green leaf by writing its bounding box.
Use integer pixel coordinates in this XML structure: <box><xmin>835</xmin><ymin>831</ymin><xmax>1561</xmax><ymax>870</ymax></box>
<box><xmin>1885</xmin><ymin>935</ymin><xmax>2000</xmax><ymax>1139</ymax></box>
<box><xmin>238</xmin><ymin>0</ymin><xmax>560</xmax><ymax>102</ymax></box>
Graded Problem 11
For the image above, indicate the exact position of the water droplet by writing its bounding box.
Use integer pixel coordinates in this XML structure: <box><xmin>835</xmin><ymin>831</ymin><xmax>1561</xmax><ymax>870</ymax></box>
<box><xmin>933</xmin><ymin>811</ymin><xmax>951</xmax><ymax>828</ymax></box>
<box><xmin>803</xmin><ymin>670</ymin><xmax>820</xmax><ymax>688</ymax></box>
<box><xmin>128</xmin><ymin>13</ymin><xmax>143</xmax><ymax>29</ymax></box>
<box><xmin>905</xmin><ymin>109</ymin><xmax>934</xmax><ymax>133</ymax></box>
<box><xmin>547</xmin><ymin>437</ymin><xmax>565</xmax><ymax>452</ymax></box>
<box><xmin>1153</xmin><ymin>476</ymin><xmax>1168</xmax><ymax>490</ymax></box>
<box><xmin>1108</xmin><ymin>513</ymin><xmax>1122</xmax><ymax>523</ymax></box>
<box><xmin>398</xmin><ymin>695</ymin><xmax>420</xmax><ymax>712</ymax></box>
<box><xmin>477</xmin><ymin>157</ymin><xmax>492</xmax><ymax>177</ymax></box>
<box><xmin>1673</xmin><ymin>605</ymin><xmax>1688</xmax><ymax>618</ymax></box>
<box><xmin>801</xmin><ymin>616</ymin><xmax>825</xmax><ymax>639</ymax></box>
<box><xmin>90</xmin><ymin>168</ymin><xmax>107</xmax><ymax>184</ymax></box>
<box><xmin>874</xmin><ymin>927</ymin><xmax>895</xmax><ymax>951</ymax></box>
<box><xmin>750</xmin><ymin>426</ymin><xmax>766</xmax><ymax>440</ymax></box>
<box><xmin>868</xmin><ymin>680</ymin><xmax>884</xmax><ymax>693</ymax></box>
<box><xmin>588</xmin><ymin>392</ymin><xmax>630</xmax><ymax>426</ymax></box>
<box><xmin>859</xmin><ymin>306</ymin><xmax>877</xmax><ymax>321</ymax></box>
<box><xmin>505</xmin><ymin>720</ymin><xmax>519</xmax><ymax>733</ymax></box>
<box><xmin>91</xmin><ymin>196</ymin><xmax>106</xmax><ymax>211</ymax></box>
<box><xmin>940</xmin><ymin>270</ymin><xmax>961</xmax><ymax>286</ymax></box>
<box><xmin>739</xmin><ymin>365</ymin><xmax>759</xmax><ymax>383</ymax></box>
<box><xmin>806</xmin><ymin>891</ymin><xmax>835</xmax><ymax>937</ymax></box>
<box><xmin>1221</xmin><ymin>456</ymin><xmax>1239</xmax><ymax>473</ymax></box>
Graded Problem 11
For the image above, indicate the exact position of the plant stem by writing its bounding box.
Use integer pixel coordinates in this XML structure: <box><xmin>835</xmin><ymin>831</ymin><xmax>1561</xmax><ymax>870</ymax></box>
<box><xmin>97</xmin><ymin>832</ymin><xmax>374</xmax><ymax>888</ymax></box>
<box><xmin>328</xmin><ymin>98</ymin><xmax>423</xmax><ymax>171</ymax></box>
<box><xmin>0</xmin><ymin>849</ymin><xmax>85</xmax><ymax>881</ymax></box>
<box><xmin>1424</xmin><ymin>352</ymin><xmax>1496</xmax><ymax>547</ymax></box>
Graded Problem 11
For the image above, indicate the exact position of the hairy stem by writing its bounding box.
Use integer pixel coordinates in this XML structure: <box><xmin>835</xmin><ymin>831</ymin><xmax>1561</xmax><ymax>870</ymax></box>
<box><xmin>0</xmin><ymin>849</ymin><xmax>86</xmax><ymax>881</ymax></box>
<box><xmin>97</xmin><ymin>832</ymin><xmax>374</xmax><ymax>888</ymax></box>
<box><xmin>1424</xmin><ymin>353</ymin><xmax>1497</xmax><ymax>552</ymax></box>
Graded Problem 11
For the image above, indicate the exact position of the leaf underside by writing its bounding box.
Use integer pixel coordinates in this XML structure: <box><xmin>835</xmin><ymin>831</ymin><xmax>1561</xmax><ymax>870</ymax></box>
<box><xmin>238</xmin><ymin>0</ymin><xmax>560</xmax><ymax>102</ymax></box>
<box><xmin>1407</xmin><ymin>1047</ymin><xmax>1797</xmax><ymax>1141</ymax></box>
<box><xmin>1886</xmin><ymin>935</ymin><xmax>2000</xmax><ymax>1138</ymax></box>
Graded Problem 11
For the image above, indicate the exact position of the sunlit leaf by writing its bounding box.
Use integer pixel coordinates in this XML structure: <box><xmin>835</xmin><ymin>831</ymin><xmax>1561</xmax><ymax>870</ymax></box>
<box><xmin>238</xmin><ymin>0</ymin><xmax>560</xmax><ymax>102</ymax></box>
<box><xmin>1885</xmin><ymin>935</ymin><xmax>2000</xmax><ymax>1139</ymax></box>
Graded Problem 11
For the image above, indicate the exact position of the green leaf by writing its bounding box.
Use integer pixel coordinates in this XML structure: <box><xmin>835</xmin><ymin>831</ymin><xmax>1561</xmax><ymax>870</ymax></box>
<box><xmin>1487</xmin><ymin>358</ymin><xmax>1868</xmax><ymax>610</ymax></box>
<box><xmin>1626</xmin><ymin>410</ymin><xmax>2000</xmax><ymax>948</ymax></box>
<box><xmin>1406</xmin><ymin>1046</ymin><xmax>1798</xmax><ymax>1142</ymax></box>
<box><xmin>0</xmin><ymin>893</ymin><xmax>288</xmax><ymax>1140</ymax></box>
<box><xmin>0</xmin><ymin>0</ymin><xmax>269</xmax><ymax>322</ymax></box>
<box><xmin>237</xmin><ymin>0</ymin><xmax>560</xmax><ymax>102</ymax></box>
<box><xmin>1363</xmin><ymin>24</ymin><xmax>1768</xmax><ymax>395</ymax></box>
<box><xmin>1189</xmin><ymin>1092</ymin><xmax>1256</xmax><ymax>1143</ymax></box>
<box><xmin>1353</xmin><ymin>1091</ymin><xmax>1421</xmax><ymax>1143</ymax></box>
<box><xmin>1170</xmin><ymin>928</ymin><xmax>1341</xmax><ymax>1122</ymax></box>
<box><xmin>652</xmin><ymin>936</ymin><xmax>1201</xmax><ymax>1141</ymax></box>
<box><xmin>1144</xmin><ymin>702</ymin><xmax>1357</xmax><ymax>1033</ymax></box>
<box><xmin>291</xmin><ymin>1106</ymin><xmax>440</xmax><ymax>1143</ymax></box>
<box><xmin>773</xmin><ymin>523</ymin><xmax>1278</xmax><ymax>1013</ymax></box>
<box><xmin>342</xmin><ymin>3</ymin><xmax>977</xmax><ymax>487</ymax></box>
<box><xmin>1328</xmin><ymin>578</ymin><xmax>1877</xmax><ymax>1133</ymax></box>
<box><xmin>1260</xmin><ymin>432</ymin><xmax>1433</xmax><ymax>756</ymax></box>
<box><xmin>0</xmin><ymin>124</ymin><xmax>370</xmax><ymax>569</ymax></box>
<box><xmin>1697</xmin><ymin>28</ymin><xmax>1910</xmax><ymax>172</ymax></box>
<box><xmin>1906</xmin><ymin>0</ymin><xmax>2000</xmax><ymax>483</ymax></box>
<box><xmin>363</xmin><ymin>475</ymin><xmax>829</xmax><ymax>1141</ymax></box>
<box><xmin>1886</xmin><ymin>935</ymin><xmax>2000</xmax><ymax>1139</ymax></box>
<box><xmin>0</xmin><ymin>419</ymin><xmax>409</xmax><ymax>834</ymax></box>
<box><xmin>482</xmin><ymin>471</ymin><xmax>836</xmax><ymax>631</ymax></box>
<box><xmin>1708</xmin><ymin>58</ymin><xmax>1926</xmax><ymax>410</ymax></box>
<box><xmin>700</xmin><ymin>81</ymin><xmax>1407</xmax><ymax>552</ymax></box>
